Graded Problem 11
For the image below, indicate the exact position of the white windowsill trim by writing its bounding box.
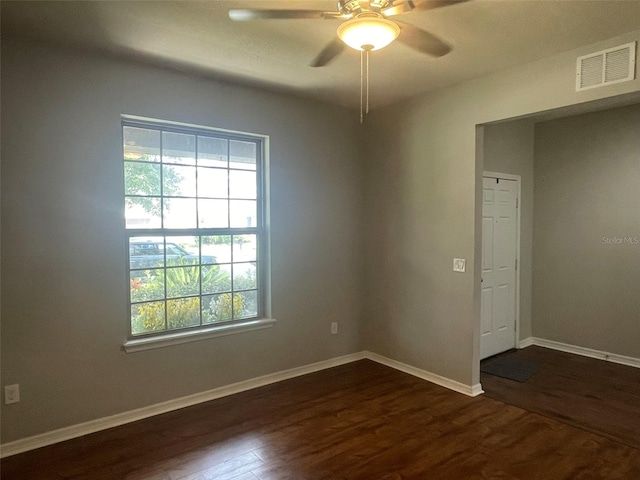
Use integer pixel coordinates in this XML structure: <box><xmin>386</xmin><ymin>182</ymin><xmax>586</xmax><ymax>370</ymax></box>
<box><xmin>123</xmin><ymin>318</ymin><xmax>277</xmax><ymax>353</ymax></box>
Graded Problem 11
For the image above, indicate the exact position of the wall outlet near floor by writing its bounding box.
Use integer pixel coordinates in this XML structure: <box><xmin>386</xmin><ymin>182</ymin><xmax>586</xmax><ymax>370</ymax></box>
<box><xmin>331</xmin><ymin>322</ymin><xmax>338</xmax><ymax>335</ymax></box>
<box><xmin>5</xmin><ymin>384</ymin><xmax>20</xmax><ymax>404</ymax></box>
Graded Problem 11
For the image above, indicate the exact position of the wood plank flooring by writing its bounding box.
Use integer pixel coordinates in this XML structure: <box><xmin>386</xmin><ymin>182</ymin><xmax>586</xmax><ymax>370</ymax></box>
<box><xmin>2</xmin><ymin>358</ymin><xmax>639</xmax><ymax>479</ymax></box>
<box><xmin>481</xmin><ymin>345</ymin><xmax>640</xmax><ymax>450</ymax></box>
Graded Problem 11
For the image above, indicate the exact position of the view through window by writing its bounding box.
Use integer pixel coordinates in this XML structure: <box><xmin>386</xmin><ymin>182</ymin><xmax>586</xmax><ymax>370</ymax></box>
<box><xmin>123</xmin><ymin>119</ymin><xmax>264</xmax><ymax>336</ymax></box>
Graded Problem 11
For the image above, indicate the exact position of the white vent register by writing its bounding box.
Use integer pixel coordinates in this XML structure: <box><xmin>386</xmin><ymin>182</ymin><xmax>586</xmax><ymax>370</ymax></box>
<box><xmin>576</xmin><ymin>42</ymin><xmax>636</xmax><ymax>91</ymax></box>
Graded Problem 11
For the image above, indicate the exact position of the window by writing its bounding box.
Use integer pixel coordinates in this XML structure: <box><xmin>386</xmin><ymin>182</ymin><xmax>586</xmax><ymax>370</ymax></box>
<box><xmin>123</xmin><ymin>118</ymin><xmax>268</xmax><ymax>342</ymax></box>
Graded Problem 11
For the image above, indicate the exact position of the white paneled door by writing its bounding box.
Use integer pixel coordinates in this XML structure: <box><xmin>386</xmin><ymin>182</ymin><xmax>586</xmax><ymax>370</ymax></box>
<box><xmin>481</xmin><ymin>176</ymin><xmax>518</xmax><ymax>360</ymax></box>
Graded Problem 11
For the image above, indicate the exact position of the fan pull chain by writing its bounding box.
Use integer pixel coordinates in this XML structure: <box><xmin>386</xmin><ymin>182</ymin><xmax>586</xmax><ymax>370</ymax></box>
<box><xmin>360</xmin><ymin>49</ymin><xmax>364</xmax><ymax>124</ymax></box>
<box><xmin>366</xmin><ymin>48</ymin><xmax>370</xmax><ymax>115</ymax></box>
<box><xmin>360</xmin><ymin>46</ymin><xmax>373</xmax><ymax>124</ymax></box>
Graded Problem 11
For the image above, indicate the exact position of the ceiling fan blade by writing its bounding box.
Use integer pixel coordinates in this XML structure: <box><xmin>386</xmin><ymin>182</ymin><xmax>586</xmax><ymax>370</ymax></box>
<box><xmin>383</xmin><ymin>0</ymin><xmax>468</xmax><ymax>16</ymax></box>
<box><xmin>229</xmin><ymin>9</ymin><xmax>342</xmax><ymax>21</ymax></box>
<box><xmin>382</xmin><ymin>1</ymin><xmax>416</xmax><ymax>17</ymax></box>
<box><xmin>310</xmin><ymin>38</ymin><xmax>345</xmax><ymax>67</ymax></box>
<box><xmin>395</xmin><ymin>21</ymin><xmax>451</xmax><ymax>57</ymax></box>
<box><xmin>413</xmin><ymin>0</ymin><xmax>469</xmax><ymax>12</ymax></box>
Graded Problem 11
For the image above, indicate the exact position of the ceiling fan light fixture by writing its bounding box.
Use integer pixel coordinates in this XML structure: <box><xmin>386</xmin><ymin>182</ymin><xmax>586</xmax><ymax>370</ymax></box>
<box><xmin>337</xmin><ymin>14</ymin><xmax>400</xmax><ymax>51</ymax></box>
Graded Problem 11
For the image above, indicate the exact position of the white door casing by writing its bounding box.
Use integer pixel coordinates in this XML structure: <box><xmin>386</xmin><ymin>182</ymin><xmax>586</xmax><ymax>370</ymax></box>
<box><xmin>481</xmin><ymin>175</ymin><xmax>519</xmax><ymax>359</ymax></box>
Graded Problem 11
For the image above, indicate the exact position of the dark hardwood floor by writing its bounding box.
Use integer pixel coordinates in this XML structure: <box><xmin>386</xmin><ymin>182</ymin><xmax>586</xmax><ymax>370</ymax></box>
<box><xmin>481</xmin><ymin>345</ymin><xmax>640</xmax><ymax>451</ymax></box>
<box><xmin>2</xmin><ymin>358</ymin><xmax>639</xmax><ymax>479</ymax></box>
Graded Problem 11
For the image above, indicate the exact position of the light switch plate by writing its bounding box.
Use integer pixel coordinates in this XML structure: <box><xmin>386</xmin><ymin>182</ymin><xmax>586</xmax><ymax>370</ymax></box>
<box><xmin>453</xmin><ymin>258</ymin><xmax>466</xmax><ymax>273</ymax></box>
<box><xmin>5</xmin><ymin>384</ymin><xmax>20</xmax><ymax>404</ymax></box>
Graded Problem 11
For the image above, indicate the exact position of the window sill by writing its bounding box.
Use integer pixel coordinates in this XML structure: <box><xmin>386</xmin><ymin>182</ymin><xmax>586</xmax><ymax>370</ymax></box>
<box><xmin>123</xmin><ymin>318</ymin><xmax>277</xmax><ymax>353</ymax></box>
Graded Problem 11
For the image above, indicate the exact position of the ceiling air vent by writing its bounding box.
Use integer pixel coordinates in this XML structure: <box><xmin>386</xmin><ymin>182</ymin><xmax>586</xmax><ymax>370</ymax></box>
<box><xmin>576</xmin><ymin>42</ymin><xmax>636</xmax><ymax>91</ymax></box>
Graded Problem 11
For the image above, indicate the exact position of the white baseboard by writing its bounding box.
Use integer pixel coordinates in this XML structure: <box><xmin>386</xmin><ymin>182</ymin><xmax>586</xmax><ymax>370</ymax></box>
<box><xmin>365</xmin><ymin>351</ymin><xmax>484</xmax><ymax>397</ymax></box>
<box><xmin>518</xmin><ymin>337</ymin><xmax>640</xmax><ymax>369</ymax></box>
<box><xmin>1</xmin><ymin>350</ymin><xmax>480</xmax><ymax>458</ymax></box>
<box><xmin>0</xmin><ymin>352</ymin><xmax>366</xmax><ymax>458</ymax></box>
<box><xmin>517</xmin><ymin>337</ymin><xmax>534</xmax><ymax>348</ymax></box>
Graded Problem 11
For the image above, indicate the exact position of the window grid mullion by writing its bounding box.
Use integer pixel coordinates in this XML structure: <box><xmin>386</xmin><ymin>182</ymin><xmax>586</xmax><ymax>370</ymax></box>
<box><xmin>231</xmin><ymin>234</ymin><xmax>235</xmax><ymax>321</ymax></box>
<box><xmin>160</xmin><ymin>132</ymin><xmax>169</xmax><ymax>331</ymax></box>
<box><xmin>227</xmin><ymin>140</ymin><xmax>231</xmax><ymax>232</ymax></box>
<box><xmin>126</xmin><ymin>228</ymin><xmax>257</xmax><ymax>236</ymax></box>
<box><xmin>228</xmin><ymin>143</ymin><xmax>234</xmax><ymax>321</ymax></box>
<box><xmin>194</xmin><ymin>137</ymin><xmax>203</xmax><ymax>328</ymax></box>
<box><xmin>163</xmin><ymin>238</ymin><xmax>168</xmax><ymax>331</ymax></box>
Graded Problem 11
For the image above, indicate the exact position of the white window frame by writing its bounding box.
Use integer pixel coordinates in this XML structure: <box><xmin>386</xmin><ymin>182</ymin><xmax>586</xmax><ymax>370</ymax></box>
<box><xmin>121</xmin><ymin>116</ymin><xmax>273</xmax><ymax>353</ymax></box>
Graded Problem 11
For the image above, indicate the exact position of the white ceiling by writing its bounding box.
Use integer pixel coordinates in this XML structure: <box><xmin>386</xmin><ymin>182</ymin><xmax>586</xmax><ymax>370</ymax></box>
<box><xmin>4</xmin><ymin>0</ymin><xmax>640</xmax><ymax>110</ymax></box>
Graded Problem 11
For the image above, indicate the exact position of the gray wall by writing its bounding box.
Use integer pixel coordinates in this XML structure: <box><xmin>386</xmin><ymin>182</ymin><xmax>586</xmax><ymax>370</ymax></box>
<box><xmin>482</xmin><ymin>120</ymin><xmax>535</xmax><ymax>342</ymax></box>
<box><xmin>0</xmin><ymin>38</ymin><xmax>364</xmax><ymax>443</ymax></box>
<box><xmin>363</xmin><ymin>30</ymin><xmax>640</xmax><ymax>387</ymax></box>
<box><xmin>2</xmin><ymin>25</ymin><xmax>640</xmax><ymax>445</ymax></box>
<box><xmin>533</xmin><ymin>104</ymin><xmax>640</xmax><ymax>357</ymax></box>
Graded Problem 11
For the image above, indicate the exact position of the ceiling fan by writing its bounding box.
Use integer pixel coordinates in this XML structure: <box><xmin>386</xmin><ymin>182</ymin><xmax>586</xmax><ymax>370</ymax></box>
<box><xmin>229</xmin><ymin>1</ymin><xmax>467</xmax><ymax>122</ymax></box>
<box><xmin>228</xmin><ymin>0</ymin><xmax>467</xmax><ymax>67</ymax></box>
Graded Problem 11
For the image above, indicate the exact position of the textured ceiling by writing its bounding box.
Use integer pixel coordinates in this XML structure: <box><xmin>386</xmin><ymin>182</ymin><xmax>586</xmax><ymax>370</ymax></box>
<box><xmin>3</xmin><ymin>0</ymin><xmax>640</xmax><ymax>110</ymax></box>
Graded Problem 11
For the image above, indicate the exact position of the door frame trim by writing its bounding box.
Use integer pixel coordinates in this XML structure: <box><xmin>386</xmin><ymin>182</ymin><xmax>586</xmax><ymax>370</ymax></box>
<box><xmin>482</xmin><ymin>171</ymin><xmax>522</xmax><ymax>356</ymax></box>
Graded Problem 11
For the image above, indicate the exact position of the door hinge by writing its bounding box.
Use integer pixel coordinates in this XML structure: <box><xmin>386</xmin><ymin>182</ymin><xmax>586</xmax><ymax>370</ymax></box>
<box><xmin>516</xmin><ymin>197</ymin><xmax>519</xmax><ymax>209</ymax></box>
<box><xmin>515</xmin><ymin>258</ymin><xmax>518</xmax><ymax>270</ymax></box>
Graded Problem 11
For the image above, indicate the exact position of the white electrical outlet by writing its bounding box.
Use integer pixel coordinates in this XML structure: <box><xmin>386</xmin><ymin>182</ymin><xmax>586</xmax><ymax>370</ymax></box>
<box><xmin>331</xmin><ymin>322</ymin><xmax>338</xmax><ymax>335</ymax></box>
<box><xmin>5</xmin><ymin>384</ymin><xmax>20</xmax><ymax>404</ymax></box>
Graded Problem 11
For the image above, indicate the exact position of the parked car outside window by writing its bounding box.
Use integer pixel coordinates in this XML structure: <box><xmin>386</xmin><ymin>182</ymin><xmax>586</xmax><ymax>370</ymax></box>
<box><xmin>129</xmin><ymin>240</ymin><xmax>216</xmax><ymax>270</ymax></box>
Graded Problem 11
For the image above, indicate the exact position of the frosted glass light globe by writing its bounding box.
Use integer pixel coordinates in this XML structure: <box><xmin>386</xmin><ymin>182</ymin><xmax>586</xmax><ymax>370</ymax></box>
<box><xmin>337</xmin><ymin>15</ymin><xmax>400</xmax><ymax>51</ymax></box>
